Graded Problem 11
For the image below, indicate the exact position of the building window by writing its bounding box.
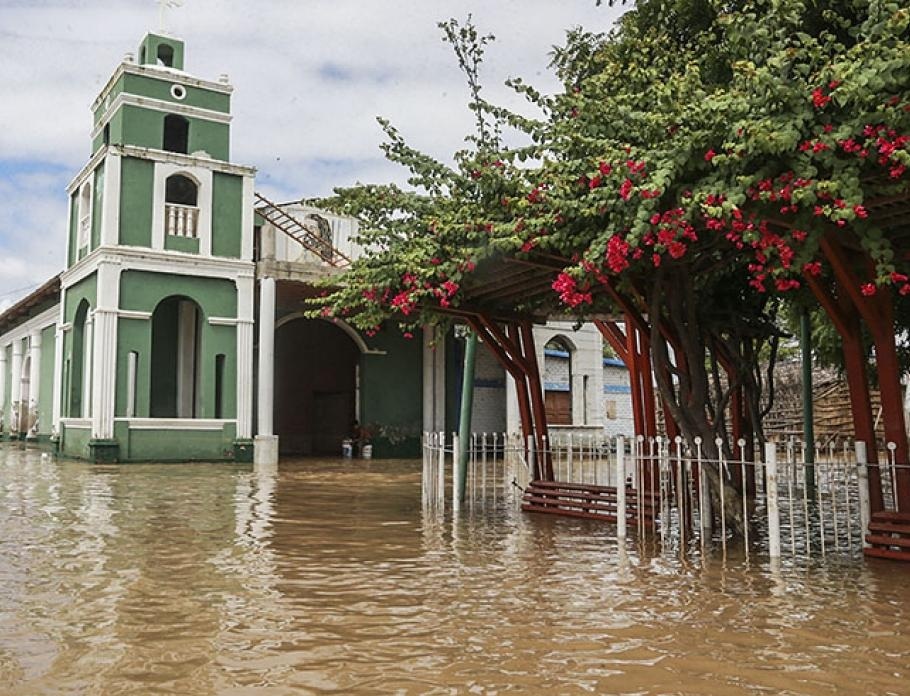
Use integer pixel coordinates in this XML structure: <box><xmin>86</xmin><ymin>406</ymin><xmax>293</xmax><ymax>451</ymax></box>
<box><xmin>163</xmin><ymin>114</ymin><xmax>189</xmax><ymax>154</ymax></box>
<box><xmin>164</xmin><ymin>174</ymin><xmax>199</xmax><ymax>238</ymax></box>
<box><xmin>151</xmin><ymin>296</ymin><xmax>202</xmax><ymax>418</ymax></box>
<box><xmin>544</xmin><ymin>336</ymin><xmax>573</xmax><ymax>425</ymax></box>
<box><xmin>103</xmin><ymin>123</ymin><xmax>110</xmax><ymax>146</ymax></box>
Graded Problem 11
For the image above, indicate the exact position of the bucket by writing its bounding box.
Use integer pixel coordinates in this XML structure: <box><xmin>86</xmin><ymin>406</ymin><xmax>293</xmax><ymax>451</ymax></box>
<box><xmin>341</xmin><ymin>439</ymin><xmax>353</xmax><ymax>458</ymax></box>
<box><xmin>361</xmin><ymin>444</ymin><xmax>373</xmax><ymax>460</ymax></box>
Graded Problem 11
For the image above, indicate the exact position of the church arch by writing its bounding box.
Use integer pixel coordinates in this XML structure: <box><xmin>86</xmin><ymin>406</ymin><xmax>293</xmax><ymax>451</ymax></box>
<box><xmin>68</xmin><ymin>299</ymin><xmax>91</xmax><ymax>418</ymax></box>
<box><xmin>150</xmin><ymin>295</ymin><xmax>203</xmax><ymax>418</ymax></box>
<box><xmin>544</xmin><ymin>336</ymin><xmax>574</xmax><ymax>425</ymax></box>
<box><xmin>274</xmin><ymin>317</ymin><xmax>360</xmax><ymax>455</ymax></box>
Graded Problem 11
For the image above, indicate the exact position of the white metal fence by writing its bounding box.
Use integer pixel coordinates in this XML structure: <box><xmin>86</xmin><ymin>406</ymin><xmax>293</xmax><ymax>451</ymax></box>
<box><xmin>421</xmin><ymin>430</ymin><xmax>910</xmax><ymax>562</ymax></box>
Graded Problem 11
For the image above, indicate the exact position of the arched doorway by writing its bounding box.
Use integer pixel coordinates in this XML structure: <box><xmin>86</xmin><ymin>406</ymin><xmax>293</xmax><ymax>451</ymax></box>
<box><xmin>274</xmin><ymin>317</ymin><xmax>360</xmax><ymax>455</ymax></box>
<box><xmin>68</xmin><ymin>299</ymin><xmax>92</xmax><ymax>418</ymax></box>
<box><xmin>544</xmin><ymin>336</ymin><xmax>574</xmax><ymax>425</ymax></box>
<box><xmin>151</xmin><ymin>296</ymin><xmax>203</xmax><ymax>418</ymax></box>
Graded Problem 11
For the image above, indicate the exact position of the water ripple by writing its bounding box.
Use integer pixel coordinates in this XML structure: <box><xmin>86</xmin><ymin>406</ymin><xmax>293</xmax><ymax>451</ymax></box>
<box><xmin>0</xmin><ymin>448</ymin><xmax>908</xmax><ymax>694</ymax></box>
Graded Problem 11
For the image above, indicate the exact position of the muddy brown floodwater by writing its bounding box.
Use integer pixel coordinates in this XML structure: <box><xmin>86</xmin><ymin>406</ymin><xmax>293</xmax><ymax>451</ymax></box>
<box><xmin>0</xmin><ymin>446</ymin><xmax>908</xmax><ymax>695</ymax></box>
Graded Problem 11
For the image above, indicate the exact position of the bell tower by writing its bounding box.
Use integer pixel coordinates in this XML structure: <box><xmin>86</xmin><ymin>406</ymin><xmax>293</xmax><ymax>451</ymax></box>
<box><xmin>56</xmin><ymin>32</ymin><xmax>256</xmax><ymax>462</ymax></box>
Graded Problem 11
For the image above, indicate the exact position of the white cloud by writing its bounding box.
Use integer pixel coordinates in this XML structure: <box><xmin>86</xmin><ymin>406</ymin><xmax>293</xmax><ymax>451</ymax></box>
<box><xmin>0</xmin><ymin>0</ymin><xmax>623</xmax><ymax>307</ymax></box>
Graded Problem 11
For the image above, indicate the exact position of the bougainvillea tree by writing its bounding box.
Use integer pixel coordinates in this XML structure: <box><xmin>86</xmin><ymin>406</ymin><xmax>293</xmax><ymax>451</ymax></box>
<box><xmin>316</xmin><ymin>0</ymin><xmax>910</xmax><ymax>527</ymax></box>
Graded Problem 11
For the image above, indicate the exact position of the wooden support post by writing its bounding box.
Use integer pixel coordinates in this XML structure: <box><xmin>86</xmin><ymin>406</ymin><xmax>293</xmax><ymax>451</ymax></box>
<box><xmin>819</xmin><ymin>237</ymin><xmax>907</xmax><ymax>508</ymax></box>
<box><xmin>805</xmin><ymin>271</ymin><xmax>884</xmax><ymax>511</ymax></box>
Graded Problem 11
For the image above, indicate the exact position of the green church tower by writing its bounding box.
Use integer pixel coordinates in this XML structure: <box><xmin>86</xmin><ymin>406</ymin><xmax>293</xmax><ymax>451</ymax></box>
<box><xmin>57</xmin><ymin>32</ymin><xmax>256</xmax><ymax>461</ymax></box>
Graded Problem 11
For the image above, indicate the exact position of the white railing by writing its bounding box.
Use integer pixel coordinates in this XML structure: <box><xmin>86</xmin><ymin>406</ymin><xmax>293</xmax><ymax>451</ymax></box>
<box><xmin>422</xmin><ymin>431</ymin><xmax>910</xmax><ymax>564</ymax></box>
<box><xmin>421</xmin><ymin>432</ymin><xmax>529</xmax><ymax>514</ymax></box>
<box><xmin>166</xmin><ymin>203</ymin><xmax>199</xmax><ymax>238</ymax></box>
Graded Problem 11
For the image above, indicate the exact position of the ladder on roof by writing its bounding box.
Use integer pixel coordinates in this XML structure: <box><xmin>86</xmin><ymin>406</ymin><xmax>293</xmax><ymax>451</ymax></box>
<box><xmin>254</xmin><ymin>192</ymin><xmax>352</xmax><ymax>268</ymax></box>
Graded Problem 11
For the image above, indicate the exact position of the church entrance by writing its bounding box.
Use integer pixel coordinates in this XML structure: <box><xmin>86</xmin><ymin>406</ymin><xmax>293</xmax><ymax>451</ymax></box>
<box><xmin>274</xmin><ymin>318</ymin><xmax>359</xmax><ymax>456</ymax></box>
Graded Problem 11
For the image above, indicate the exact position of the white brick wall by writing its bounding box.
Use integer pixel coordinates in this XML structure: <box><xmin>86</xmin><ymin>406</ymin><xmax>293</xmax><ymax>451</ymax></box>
<box><xmin>602</xmin><ymin>362</ymin><xmax>634</xmax><ymax>437</ymax></box>
<box><xmin>471</xmin><ymin>339</ymin><xmax>506</xmax><ymax>434</ymax></box>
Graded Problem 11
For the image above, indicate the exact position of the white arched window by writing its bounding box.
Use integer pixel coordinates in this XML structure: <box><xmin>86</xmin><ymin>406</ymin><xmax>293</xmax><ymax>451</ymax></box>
<box><xmin>78</xmin><ymin>182</ymin><xmax>92</xmax><ymax>250</ymax></box>
<box><xmin>544</xmin><ymin>336</ymin><xmax>573</xmax><ymax>425</ymax></box>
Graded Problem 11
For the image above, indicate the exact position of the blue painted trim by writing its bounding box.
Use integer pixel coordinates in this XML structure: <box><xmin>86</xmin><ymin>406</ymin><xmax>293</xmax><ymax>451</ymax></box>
<box><xmin>603</xmin><ymin>385</ymin><xmax>632</xmax><ymax>394</ymax></box>
<box><xmin>544</xmin><ymin>382</ymin><xmax>571</xmax><ymax>392</ymax></box>
<box><xmin>544</xmin><ymin>349</ymin><xmax>571</xmax><ymax>358</ymax></box>
<box><xmin>603</xmin><ymin>357</ymin><xmax>627</xmax><ymax>368</ymax></box>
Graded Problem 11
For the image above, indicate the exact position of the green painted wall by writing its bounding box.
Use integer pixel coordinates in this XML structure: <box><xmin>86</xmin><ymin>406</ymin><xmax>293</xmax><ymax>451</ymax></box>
<box><xmin>91</xmin><ymin>161</ymin><xmax>105</xmax><ymax>251</ymax></box>
<box><xmin>360</xmin><ymin>328</ymin><xmax>422</xmax><ymax>458</ymax></box>
<box><xmin>119</xmin><ymin>157</ymin><xmax>154</xmax><ymax>247</ymax></box>
<box><xmin>122</xmin><ymin>423</ymin><xmax>236</xmax><ymax>462</ymax></box>
<box><xmin>64</xmin><ymin>275</ymin><xmax>98</xmax><ymax>324</ymax></box>
<box><xmin>165</xmin><ymin>236</ymin><xmax>199</xmax><ymax>254</ymax></box>
<box><xmin>119</xmin><ymin>105</ymin><xmax>229</xmax><ymax>160</ymax></box>
<box><xmin>38</xmin><ymin>325</ymin><xmax>56</xmax><ymax>436</ymax></box>
<box><xmin>212</xmin><ymin>173</ymin><xmax>243</xmax><ymax>258</ymax></box>
<box><xmin>120</xmin><ymin>271</ymin><xmax>236</xmax><ymax>316</ymax></box>
<box><xmin>61</xmin><ymin>425</ymin><xmax>91</xmax><ymax>458</ymax></box>
<box><xmin>122</xmin><ymin>73</ymin><xmax>230</xmax><ymax>113</ymax></box>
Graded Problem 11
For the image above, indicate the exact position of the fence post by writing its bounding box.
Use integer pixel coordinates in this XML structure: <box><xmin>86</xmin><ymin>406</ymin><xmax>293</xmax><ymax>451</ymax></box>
<box><xmin>856</xmin><ymin>441</ymin><xmax>871</xmax><ymax>548</ymax></box>
<box><xmin>437</xmin><ymin>431</ymin><xmax>445</xmax><ymax>505</ymax></box>
<box><xmin>453</xmin><ymin>432</ymin><xmax>462</xmax><ymax>509</ymax></box>
<box><xmin>765</xmin><ymin>441</ymin><xmax>781</xmax><ymax>560</ymax></box>
<box><xmin>527</xmin><ymin>435</ymin><xmax>536</xmax><ymax>490</ymax></box>
<box><xmin>616</xmin><ymin>436</ymin><xmax>627</xmax><ymax>541</ymax></box>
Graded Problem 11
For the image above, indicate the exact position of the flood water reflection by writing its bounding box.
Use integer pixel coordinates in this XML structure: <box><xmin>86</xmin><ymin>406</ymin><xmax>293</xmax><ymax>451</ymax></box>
<box><xmin>0</xmin><ymin>445</ymin><xmax>909</xmax><ymax>694</ymax></box>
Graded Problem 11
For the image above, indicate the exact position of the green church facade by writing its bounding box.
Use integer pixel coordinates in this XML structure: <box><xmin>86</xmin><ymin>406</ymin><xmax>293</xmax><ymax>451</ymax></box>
<box><xmin>0</xmin><ymin>31</ymin><xmax>437</xmax><ymax>463</ymax></box>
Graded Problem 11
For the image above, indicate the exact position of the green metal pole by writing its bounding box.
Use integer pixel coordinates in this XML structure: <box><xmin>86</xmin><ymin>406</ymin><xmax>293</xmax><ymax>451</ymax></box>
<box><xmin>801</xmin><ymin>308</ymin><xmax>816</xmax><ymax>492</ymax></box>
<box><xmin>456</xmin><ymin>331</ymin><xmax>478</xmax><ymax>503</ymax></box>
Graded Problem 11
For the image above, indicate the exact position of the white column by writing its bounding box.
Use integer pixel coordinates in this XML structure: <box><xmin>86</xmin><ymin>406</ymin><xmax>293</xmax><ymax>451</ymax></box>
<box><xmin>10</xmin><ymin>341</ymin><xmax>23</xmax><ymax>434</ymax></box>
<box><xmin>82</xmin><ymin>315</ymin><xmax>93</xmax><ymax>418</ymax></box>
<box><xmin>254</xmin><ymin>276</ymin><xmax>278</xmax><ymax>464</ymax></box>
<box><xmin>422</xmin><ymin>326</ymin><xmax>446</xmax><ymax>432</ymax></box>
<box><xmin>0</xmin><ymin>347</ymin><xmax>7</xmax><ymax>433</ymax></box>
<box><xmin>27</xmin><ymin>330</ymin><xmax>42</xmax><ymax>438</ymax></box>
<box><xmin>236</xmin><ymin>274</ymin><xmax>254</xmax><ymax>439</ymax></box>
<box><xmin>91</xmin><ymin>261</ymin><xmax>121</xmax><ymax>440</ymax></box>
<box><xmin>51</xmin><ymin>325</ymin><xmax>64</xmax><ymax>438</ymax></box>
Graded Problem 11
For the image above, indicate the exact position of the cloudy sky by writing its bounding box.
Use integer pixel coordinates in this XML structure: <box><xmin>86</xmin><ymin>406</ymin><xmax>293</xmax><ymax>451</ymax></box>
<box><xmin>0</xmin><ymin>0</ymin><xmax>623</xmax><ymax>311</ymax></box>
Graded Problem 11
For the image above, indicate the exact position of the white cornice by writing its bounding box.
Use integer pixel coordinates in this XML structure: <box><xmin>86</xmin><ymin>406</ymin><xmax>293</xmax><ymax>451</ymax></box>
<box><xmin>118</xmin><ymin>145</ymin><xmax>256</xmax><ymax>176</ymax></box>
<box><xmin>62</xmin><ymin>246</ymin><xmax>255</xmax><ymax>288</ymax></box>
<box><xmin>116</xmin><ymin>417</ymin><xmax>236</xmax><ymax>430</ymax></box>
<box><xmin>67</xmin><ymin>146</ymin><xmax>109</xmax><ymax>194</ymax></box>
<box><xmin>92</xmin><ymin>62</ymin><xmax>233</xmax><ymax>113</ymax></box>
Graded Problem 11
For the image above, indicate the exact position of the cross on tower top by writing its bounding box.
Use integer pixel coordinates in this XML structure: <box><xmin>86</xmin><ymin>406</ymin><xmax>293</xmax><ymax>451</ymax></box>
<box><xmin>157</xmin><ymin>0</ymin><xmax>184</xmax><ymax>34</ymax></box>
